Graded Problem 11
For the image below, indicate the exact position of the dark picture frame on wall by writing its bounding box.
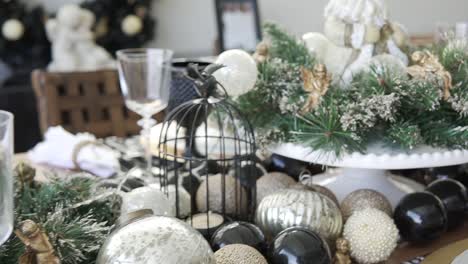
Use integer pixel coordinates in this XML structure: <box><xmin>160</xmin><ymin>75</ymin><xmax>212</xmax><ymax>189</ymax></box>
<box><xmin>214</xmin><ymin>0</ymin><xmax>262</xmax><ymax>53</ymax></box>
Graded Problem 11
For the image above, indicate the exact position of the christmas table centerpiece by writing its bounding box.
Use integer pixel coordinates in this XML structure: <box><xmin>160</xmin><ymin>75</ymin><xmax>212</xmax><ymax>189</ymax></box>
<box><xmin>234</xmin><ymin>0</ymin><xmax>468</xmax><ymax>206</ymax></box>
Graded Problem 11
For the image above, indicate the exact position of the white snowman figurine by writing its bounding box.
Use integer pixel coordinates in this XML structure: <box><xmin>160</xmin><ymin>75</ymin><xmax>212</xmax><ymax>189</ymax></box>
<box><xmin>303</xmin><ymin>0</ymin><xmax>409</xmax><ymax>86</ymax></box>
<box><xmin>46</xmin><ymin>4</ymin><xmax>115</xmax><ymax>72</ymax></box>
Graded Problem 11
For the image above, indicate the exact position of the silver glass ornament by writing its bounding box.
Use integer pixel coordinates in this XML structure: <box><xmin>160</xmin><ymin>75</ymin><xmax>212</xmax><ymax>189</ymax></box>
<box><xmin>255</xmin><ymin>188</ymin><xmax>343</xmax><ymax>242</ymax></box>
<box><xmin>97</xmin><ymin>213</ymin><xmax>215</xmax><ymax>264</ymax></box>
<box><xmin>256</xmin><ymin>172</ymin><xmax>296</xmax><ymax>204</ymax></box>
<box><xmin>120</xmin><ymin>186</ymin><xmax>173</xmax><ymax>217</ymax></box>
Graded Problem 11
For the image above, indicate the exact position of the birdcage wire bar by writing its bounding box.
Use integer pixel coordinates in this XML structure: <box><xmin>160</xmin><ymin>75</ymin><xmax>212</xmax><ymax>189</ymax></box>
<box><xmin>158</xmin><ymin>93</ymin><xmax>257</xmax><ymax>236</ymax></box>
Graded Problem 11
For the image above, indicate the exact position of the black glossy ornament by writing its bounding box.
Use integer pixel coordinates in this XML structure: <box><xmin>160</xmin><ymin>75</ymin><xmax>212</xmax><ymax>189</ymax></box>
<box><xmin>211</xmin><ymin>221</ymin><xmax>267</xmax><ymax>255</ymax></box>
<box><xmin>234</xmin><ymin>162</ymin><xmax>267</xmax><ymax>188</ymax></box>
<box><xmin>269</xmin><ymin>154</ymin><xmax>323</xmax><ymax>180</ymax></box>
<box><xmin>427</xmin><ymin>179</ymin><xmax>468</xmax><ymax>230</ymax></box>
<box><xmin>394</xmin><ymin>192</ymin><xmax>448</xmax><ymax>243</ymax></box>
<box><xmin>270</xmin><ymin>227</ymin><xmax>331</xmax><ymax>264</ymax></box>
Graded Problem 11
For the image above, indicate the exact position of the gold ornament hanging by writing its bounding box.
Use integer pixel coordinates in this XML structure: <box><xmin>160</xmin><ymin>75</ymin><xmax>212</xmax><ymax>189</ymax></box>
<box><xmin>334</xmin><ymin>238</ymin><xmax>352</xmax><ymax>264</ymax></box>
<box><xmin>15</xmin><ymin>220</ymin><xmax>60</xmax><ymax>264</ymax></box>
<box><xmin>252</xmin><ymin>41</ymin><xmax>269</xmax><ymax>64</ymax></box>
<box><xmin>407</xmin><ymin>50</ymin><xmax>453</xmax><ymax>100</ymax></box>
<box><xmin>300</xmin><ymin>64</ymin><xmax>332</xmax><ymax>114</ymax></box>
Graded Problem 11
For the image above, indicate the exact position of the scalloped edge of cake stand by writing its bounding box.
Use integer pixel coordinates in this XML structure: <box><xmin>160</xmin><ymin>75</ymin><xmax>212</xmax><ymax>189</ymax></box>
<box><xmin>271</xmin><ymin>143</ymin><xmax>468</xmax><ymax>170</ymax></box>
<box><xmin>270</xmin><ymin>143</ymin><xmax>468</xmax><ymax>207</ymax></box>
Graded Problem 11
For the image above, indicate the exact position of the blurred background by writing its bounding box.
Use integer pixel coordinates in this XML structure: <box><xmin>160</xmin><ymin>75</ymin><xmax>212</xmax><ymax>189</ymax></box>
<box><xmin>1</xmin><ymin>0</ymin><xmax>467</xmax><ymax>152</ymax></box>
<box><xmin>26</xmin><ymin>0</ymin><xmax>468</xmax><ymax>56</ymax></box>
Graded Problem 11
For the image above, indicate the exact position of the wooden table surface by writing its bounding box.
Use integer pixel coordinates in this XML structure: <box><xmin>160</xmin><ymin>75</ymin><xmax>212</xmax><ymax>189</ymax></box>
<box><xmin>388</xmin><ymin>221</ymin><xmax>468</xmax><ymax>264</ymax></box>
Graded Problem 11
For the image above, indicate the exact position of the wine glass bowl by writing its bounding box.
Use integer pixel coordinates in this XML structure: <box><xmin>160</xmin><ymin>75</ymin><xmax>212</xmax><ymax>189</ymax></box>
<box><xmin>117</xmin><ymin>49</ymin><xmax>173</xmax><ymax>118</ymax></box>
<box><xmin>0</xmin><ymin>110</ymin><xmax>14</xmax><ymax>245</ymax></box>
<box><xmin>117</xmin><ymin>48</ymin><xmax>174</xmax><ymax>176</ymax></box>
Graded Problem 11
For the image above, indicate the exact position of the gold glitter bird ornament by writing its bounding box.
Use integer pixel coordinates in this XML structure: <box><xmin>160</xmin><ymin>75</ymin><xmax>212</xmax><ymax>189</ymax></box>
<box><xmin>300</xmin><ymin>64</ymin><xmax>332</xmax><ymax>114</ymax></box>
<box><xmin>407</xmin><ymin>50</ymin><xmax>453</xmax><ymax>100</ymax></box>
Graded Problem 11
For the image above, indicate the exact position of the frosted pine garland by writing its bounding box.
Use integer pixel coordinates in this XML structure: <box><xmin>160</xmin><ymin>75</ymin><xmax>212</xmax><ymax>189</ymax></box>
<box><xmin>235</xmin><ymin>23</ymin><xmax>468</xmax><ymax>155</ymax></box>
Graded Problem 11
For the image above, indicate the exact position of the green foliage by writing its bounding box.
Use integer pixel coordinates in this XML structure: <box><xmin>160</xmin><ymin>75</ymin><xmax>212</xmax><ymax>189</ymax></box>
<box><xmin>439</xmin><ymin>40</ymin><xmax>468</xmax><ymax>86</ymax></box>
<box><xmin>235</xmin><ymin>23</ymin><xmax>468</xmax><ymax>156</ymax></box>
<box><xmin>293</xmin><ymin>102</ymin><xmax>365</xmax><ymax>156</ymax></box>
<box><xmin>0</xmin><ymin>175</ymin><xmax>118</xmax><ymax>264</ymax></box>
<box><xmin>387</xmin><ymin>121</ymin><xmax>423</xmax><ymax>149</ymax></box>
<box><xmin>45</xmin><ymin>211</ymin><xmax>111</xmax><ymax>264</ymax></box>
<box><xmin>236</xmin><ymin>24</ymin><xmax>316</xmax><ymax>144</ymax></box>
<box><xmin>263</xmin><ymin>23</ymin><xmax>315</xmax><ymax>67</ymax></box>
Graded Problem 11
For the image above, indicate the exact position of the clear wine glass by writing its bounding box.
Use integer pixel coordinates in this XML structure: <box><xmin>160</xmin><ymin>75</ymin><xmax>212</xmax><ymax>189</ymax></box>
<box><xmin>117</xmin><ymin>49</ymin><xmax>173</xmax><ymax>178</ymax></box>
<box><xmin>0</xmin><ymin>110</ymin><xmax>14</xmax><ymax>245</ymax></box>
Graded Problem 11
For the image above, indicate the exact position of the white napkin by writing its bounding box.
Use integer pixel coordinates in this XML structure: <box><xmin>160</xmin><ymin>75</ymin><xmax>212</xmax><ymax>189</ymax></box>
<box><xmin>28</xmin><ymin>126</ymin><xmax>120</xmax><ymax>178</ymax></box>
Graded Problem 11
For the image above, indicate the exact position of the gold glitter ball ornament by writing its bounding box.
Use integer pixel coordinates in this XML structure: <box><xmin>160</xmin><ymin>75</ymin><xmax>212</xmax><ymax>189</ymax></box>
<box><xmin>196</xmin><ymin>174</ymin><xmax>248</xmax><ymax>215</ymax></box>
<box><xmin>214</xmin><ymin>244</ymin><xmax>268</xmax><ymax>264</ymax></box>
<box><xmin>340</xmin><ymin>189</ymin><xmax>392</xmax><ymax>221</ymax></box>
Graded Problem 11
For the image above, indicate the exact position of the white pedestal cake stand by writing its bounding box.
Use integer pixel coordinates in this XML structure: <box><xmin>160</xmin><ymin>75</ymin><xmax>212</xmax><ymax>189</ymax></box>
<box><xmin>271</xmin><ymin>143</ymin><xmax>468</xmax><ymax>208</ymax></box>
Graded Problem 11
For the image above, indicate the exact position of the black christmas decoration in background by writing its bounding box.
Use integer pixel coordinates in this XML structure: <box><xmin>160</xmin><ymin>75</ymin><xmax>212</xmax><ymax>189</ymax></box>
<box><xmin>0</xmin><ymin>0</ymin><xmax>157</xmax><ymax>71</ymax></box>
<box><xmin>0</xmin><ymin>0</ymin><xmax>50</xmax><ymax>70</ymax></box>
<box><xmin>81</xmin><ymin>0</ymin><xmax>156</xmax><ymax>55</ymax></box>
<box><xmin>0</xmin><ymin>0</ymin><xmax>157</xmax><ymax>153</ymax></box>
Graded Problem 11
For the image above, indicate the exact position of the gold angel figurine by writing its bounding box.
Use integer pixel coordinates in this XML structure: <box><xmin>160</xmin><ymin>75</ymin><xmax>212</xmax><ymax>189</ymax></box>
<box><xmin>334</xmin><ymin>238</ymin><xmax>352</xmax><ymax>264</ymax></box>
<box><xmin>252</xmin><ymin>41</ymin><xmax>269</xmax><ymax>64</ymax></box>
<box><xmin>300</xmin><ymin>64</ymin><xmax>332</xmax><ymax>114</ymax></box>
<box><xmin>407</xmin><ymin>50</ymin><xmax>453</xmax><ymax>100</ymax></box>
<box><xmin>15</xmin><ymin>220</ymin><xmax>60</xmax><ymax>264</ymax></box>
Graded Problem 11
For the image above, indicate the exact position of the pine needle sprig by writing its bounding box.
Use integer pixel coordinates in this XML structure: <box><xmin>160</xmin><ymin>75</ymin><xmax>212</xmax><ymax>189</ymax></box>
<box><xmin>292</xmin><ymin>99</ymin><xmax>365</xmax><ymax>156</ymax></box>
<box><xmin>45</xmin><ymin>209</ymin><xmax>111</xmax><ymax>264</ymax></box>
<box><xmin>397</xmin><ymin>77</ymin><xmax>443</xmax><ymax>112</ymax></box>
<box><xmin>350</xmin><ymin>65</ymin><xmax>405</xmax><ymax>96</ymax></box>
<box><xmin>263</xmin><ymin>23</ymin><xmax>315</xmax><ymax>67</ymax></box>
<box><xmin>386</xmin><ymin>120</ymin><xmax>424</xmax><ymax>149</ymax></box>
<box><xmin>449</xmin><ymin>86</ymin><xmax>468</xmax><ymax>117</ymax></box>
<box><xmin>440</xmin><ymin>40</ymin><xmax>468</xmax><ymax>86</ymax></box>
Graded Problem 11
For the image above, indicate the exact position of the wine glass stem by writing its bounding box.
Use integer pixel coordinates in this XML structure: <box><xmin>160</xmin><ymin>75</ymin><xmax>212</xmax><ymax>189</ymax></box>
<box><xmin>140</xmin><ymin>117</ymin><xmax>156</xmax><ymax>177</ymax></box>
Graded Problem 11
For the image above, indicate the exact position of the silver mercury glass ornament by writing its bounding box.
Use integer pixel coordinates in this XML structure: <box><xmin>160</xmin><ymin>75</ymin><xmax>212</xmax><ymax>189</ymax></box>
<box><xmin>255</xmin><ymin>188</ymin><xmax>343</xmax><ymax>242</ymax></box>
<box><xmin>97</xmin><ymin>210</ymin><xmax>215</xmax><ymax>264</ymax></box>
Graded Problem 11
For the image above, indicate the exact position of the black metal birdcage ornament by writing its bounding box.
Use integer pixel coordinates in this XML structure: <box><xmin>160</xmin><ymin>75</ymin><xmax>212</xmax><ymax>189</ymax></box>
<box><xmin>158</xmin><ymin>63</ymin><xmax>257</xmax><ymax>237</ymax></box>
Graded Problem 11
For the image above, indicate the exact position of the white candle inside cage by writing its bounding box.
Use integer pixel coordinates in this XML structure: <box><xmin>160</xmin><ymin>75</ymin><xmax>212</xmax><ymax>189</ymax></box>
<box><xmin>195</xmin><ymin>126</ymin><xmax>250</xmax><ymax>159</ymax></box>
<box><xmin>187</xmin><ymin>212</ymin><xmax>225</xmax><ymax>230</ymax></box>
